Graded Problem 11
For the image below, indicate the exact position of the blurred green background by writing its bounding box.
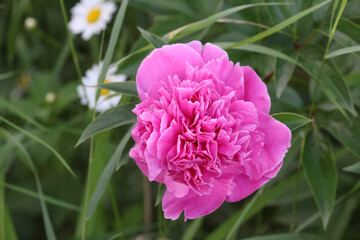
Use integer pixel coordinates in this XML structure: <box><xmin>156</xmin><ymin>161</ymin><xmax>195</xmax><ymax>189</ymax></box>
<box><xmin>0</xmin><ymin>0</ymin><xmax>360</xmax><ymax>239</ymax></box>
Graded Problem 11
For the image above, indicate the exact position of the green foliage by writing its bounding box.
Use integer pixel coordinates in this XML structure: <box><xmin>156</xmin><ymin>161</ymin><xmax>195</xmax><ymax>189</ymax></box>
<box><xmin>1</xmin><ymin>0</ymin><xmax>360</xmax><ymax>239</ymax></box>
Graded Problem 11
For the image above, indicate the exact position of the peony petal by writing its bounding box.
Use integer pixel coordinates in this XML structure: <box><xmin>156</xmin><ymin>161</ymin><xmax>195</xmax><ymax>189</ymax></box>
<box><xmin>200</xmin><ymin>55</ymin><xmax>234</xmax><ymax>83</ymax></box>
<box><xmin>225</xmin><ymin>174</ymin><xmax>268</xmax><ymax>202</ymax></box>
<box><xmin>243</xmin><ymin>113</ymin><xmax>291</xmax><ymax>180</ymax></box>
<box><xmin>226</xmin><ymin>63</ymin><xmax>245</xmax><ymax>100</ymax></box>
<box><xmin>136</xmin><ymin>44</ymin><xmax>204</xmax><ymax>100</ymax></box>
<box><xmin>162</xmin><ymin>180</ymin><xmax>228</xmax><ymax>220</ymax></box>
<box><xmin>187</xmin><ymin>41</ymin><xmax>202</xmax><ymax>55</ymax></box>
<box><xmin>242</xmin><ymin>66</ymin><xmax>271</xmax><ymax>114</ymax></box>
<box><xmin>201</xmin><ymin>43</ymin><xmax>229</xmax><ymax>63</ymax></box>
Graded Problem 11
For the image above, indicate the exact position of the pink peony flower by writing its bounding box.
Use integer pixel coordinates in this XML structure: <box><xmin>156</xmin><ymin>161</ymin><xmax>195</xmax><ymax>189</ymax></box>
<box><xmin>130</xmin><ymin>41</ymin><xmax>291</xmax><ymax>220</ymax></box>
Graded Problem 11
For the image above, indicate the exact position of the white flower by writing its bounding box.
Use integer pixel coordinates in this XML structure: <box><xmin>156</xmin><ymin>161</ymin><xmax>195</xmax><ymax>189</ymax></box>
<box><xmin>68</xmin><ymin>0</ymin><xmax>117</xmax><ymax>40</ymax></box>
<box><xmin>45</xmin><ymin>92</ymin><xmax>56</xmax><ymax>103</ymax></box>
<box><xmin>77</xmin><ymin>62</ymin><xmax>126</xmax><ymax>112</ymax></box>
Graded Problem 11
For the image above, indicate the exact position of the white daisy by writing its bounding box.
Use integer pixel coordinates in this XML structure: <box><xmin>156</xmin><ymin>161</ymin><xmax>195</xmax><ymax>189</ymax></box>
<box><xmin>77</xmin><ymin>62</ymin><xmax>126</xmax><ymax>112</ymax></box>
<box><xmin>68</xmin><ymin>0</ymin><xmax>117</xmax><ymax>40</ymax></box>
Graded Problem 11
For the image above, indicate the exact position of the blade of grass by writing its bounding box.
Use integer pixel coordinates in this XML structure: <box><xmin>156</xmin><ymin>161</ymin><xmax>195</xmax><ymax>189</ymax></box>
<box><xmin>0</xmin><ymin>129</ymin><xmax>57</xmax><ymax>240</ymax></box>
<box><xmin>326</xmin><ymin>46</ymin><xmax>360</xmax><ymax>59</ymax></box>
<box><xmin>0</xmin><ymin>116</ymin><xmax>75</xmax><ymax>177</ymax></box>
<box><xmin>98</xmin><ymin>81</ymin><xmax>138</xmax><ymax>97</ymax></box>
<box><xmin>138</xmin><ymin>27</ymin><xmax>168</xmax><ymax>48</ymax></box>
<box><xmin>3</xmin><ymin>183</ymin><xmax>81</xmax><ymax>212</ymax></box>
<box><xmin>0</xmin><ymin>96</ymin><xmax>46</xmax><ymax>131</ymax></box>
<box><xmin>87</xmin><ymin>127</ymin><xmax>133</xmax><ymax>219</ymax></box>
<box><xmin>224</xmin><ymin>0</ymin><xmax>331</xmax><ymax>49</ymax></box>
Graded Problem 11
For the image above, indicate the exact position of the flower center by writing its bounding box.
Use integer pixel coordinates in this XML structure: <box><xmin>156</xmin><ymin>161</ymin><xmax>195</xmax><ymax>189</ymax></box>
<box><xmin>87</xmin><ymin>8</ymin><xmax>101</xmax><ymax>23</ymax></box>
<box><xmin>100</xmin><ymin>79</ymin><xmax>111</xmax><ymax>96</ymax></box>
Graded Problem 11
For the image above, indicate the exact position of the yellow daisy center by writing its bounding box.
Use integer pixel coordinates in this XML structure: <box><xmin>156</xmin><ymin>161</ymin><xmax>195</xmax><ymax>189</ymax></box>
<box><xmin>100</xmin><ymin>79</ymin><xmax>111</xmax><ymax>96</ymax></box>
<box><xmin>87</xmin><ymin>8</ymin><xmax>101</xmax><ymax>23</ymax></box>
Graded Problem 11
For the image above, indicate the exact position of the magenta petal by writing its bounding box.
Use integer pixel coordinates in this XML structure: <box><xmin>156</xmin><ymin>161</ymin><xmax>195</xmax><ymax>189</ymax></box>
<box><xmin>201</xmin><ymin>55</ymin><xmax>234</xmax><ymax>83</ymax></box>
<box><xmin>225</xmin><ymin>174</ymin><xmax>268</xmax><ymax>202</ymax></box>
<box><xmin>162</xmin><ymin>180</ymin><xmax>228</xmax><ymax>220</ymax></box>
<box><xmin>201</xmin><ymin>43</ymin><xmax>229</xmax><ymax>62</ymax></box>
<box><xmin>187</xmin><ymin>41</ymin><xmax>202</xmax><ymax>55</ymax></box>
<box><xmin>243</xmin><ymin>113</ymin><xmax>291</xmax><ymax>180</ymax></box>
<box><xmin>136</xmin><ymin>44</ymin><xmax>204</xmax><ymax>100</ymax></box>
<box><xmin>242</xmin><ymin>66</ymin><xmax>271</xmax><ymax>114</ymax></box>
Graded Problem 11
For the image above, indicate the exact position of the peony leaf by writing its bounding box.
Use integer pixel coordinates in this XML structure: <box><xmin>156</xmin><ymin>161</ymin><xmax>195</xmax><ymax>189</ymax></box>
<box><xmin>326</xmin><ymin>46</ymin><xmax>360</xmax><ymax>59</ymax></box>
<box><xmin>98</xmin><ymin>81</ymin><xmax>138</xmax><ymax>97</ymax></box>
<box><xmin>138</xmin><ymin>27</ymin><xmax>168</xmax><ymax>48</ymax></box>
<box><xmin>272</xmin><ymin>113</ymin><xmax>312</xmax><ymax>131</ymax></box>
<box><xmin>302</xmin><ymin>131</ymin><xmax>337</xmax><ymax>229</ymax></box>
<box><xmin>76</xmin><ymin>103</ymin><xmax>137</xmax><ymax>146</ymax></box>
<box><xmin>87</xmin><ymin>127</ymin><xmax>133</xmax><ymax>219</ymax></box>
<box><xmin>226</xmin><ymin>0</ymin><xmax>331</xmax><ymax>48</ymax></box>
<box><xmin>343</xmin><ymin>162</ymin><xmax>360</xmax><ymax>174</ymax></box>
<box><xmin>317</xmin><ymin>111</ymin><xmax>360</xmax><ymax>159</ymax></box>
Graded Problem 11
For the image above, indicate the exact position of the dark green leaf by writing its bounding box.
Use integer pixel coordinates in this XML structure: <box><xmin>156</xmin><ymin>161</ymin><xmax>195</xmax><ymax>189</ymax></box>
<box><xmin>272</xmin><ymin>113</ymin><xmax>312</xmax><ymax>131</ymax></box>
<box><xmin>98</xmin><ymin>81</ymin><xmax>138</xmax><ymax>97</ymax></box>
<box><xmin>275</xmin><ymin>58</ymin><xmax>296</xmax><ymax>98</ymax></box>
<box><xmin>76</xmin><ymin>103</ymin><xmax>137</xmax><ymax>146</ymax></box>
<box><xmin>240</xmin><ymin>233</ymin><xmax>325</xmax><ymax>240</ymax></box>
<box><xmin>302</xmin><ymin>131</ymin><xmax>337</xmax><ymax>228</ymax></box>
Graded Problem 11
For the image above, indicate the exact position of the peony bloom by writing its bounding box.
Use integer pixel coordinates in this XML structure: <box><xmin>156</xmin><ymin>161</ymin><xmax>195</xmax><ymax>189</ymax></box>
<box><xmin>77</xmin><ymin>62</ymin><xmax>126</xmax><ymax>112</ymax></box>
<box><xmin>68</xmin><ymin>0</ymin><xmax>116</xmax><ymax>40</ymax></box>
<box><xmin>130</xmin><ymin>41</ymin><xmax>291</xmax><ymax>220</ymax></box>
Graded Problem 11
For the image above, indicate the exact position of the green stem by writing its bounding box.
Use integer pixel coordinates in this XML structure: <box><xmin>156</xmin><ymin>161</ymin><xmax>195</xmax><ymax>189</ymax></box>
<box><xmin>58</xmin><ymin>0</ymin><xmax>83</xmax><ymax>82</ymax></box>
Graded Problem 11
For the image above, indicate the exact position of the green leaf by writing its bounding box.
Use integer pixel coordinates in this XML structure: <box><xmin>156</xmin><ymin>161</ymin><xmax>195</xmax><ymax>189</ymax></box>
<box><xmin>206</xmin><ymin>173</ymin><xmax>301</xmax><ymax>240</ymax></box>
<box><xmin>302</xmin><ymin>131</ymin><xmax>337</xmax><ymax>229</ymax></box>
<box><xmin>181</xmin><ymin>218</ymin><xmax>204</xmax><ymax>240</ymax></box>
<box><xmin>216</xmin><ymin>43</ymin><xmax>297</xmax><ymax>65</ymax></box>
<box><xmin>154</xmin><ymin>183</ymin><xmax>166</xmax><ymax>207</ymax></box>
<box><xmin>0</xmin><ymin>129</ymin><xmax>57</xmax><ymax>240</ymax></box>
<box><xmin>76</xmin><ymin>103</ymin><xmax>137</xmax><ymax>146</ymax></box>
<box><xmin>343</xmin><ymin>162</ymin><xmax>360</xmax><ymax>174</ymax></box>
<box><xmin>317</xmin><ymin>111</ymin><xmax>360</xmax><ymax>159</ymax></box>
<box><xmin>86</xmin><ymin>127</ymin><xmax>133</xmax><ymax>219</ymax></box>
<box><xmin>98</xmin><ymin>81</ymin><xmax>138</xmax><ymax>97</ymax></box>
<box><xmin>138</xmin><ymin>27</ymin><xmax>168</xmax><ymax>48</ymax></box>
<box><xmin>326</xmin><ymin>46</ymin><xmax>360</xmax><ymax>59</ymax></box>
<box><xmin>98</xmin><ymin>0</ymin><xmax>129</xmax><ymax>87</ymax></box>
<box><xmin>165</xmin><ymin>2</ymin><xmax>288</xmax><ymax>41</ymax></box>
<box><xmin>240</xmin><ymin>233</ymin><xmax>325</xmax><ymax>240</ymax></box>
<box><xmin>272</xmin><ymin>113</ymin><xmax>312</xmax><ymax>131</ymax></box>
<box><xmin>0</xmin><ymin>116</ymin><xmax>75</xmax><ymax>177</ymax></box>
<box><xmin>225</xmin><ymin>0</ymin><xmax>331</xmax><ymax>48</ymax></box>
<box><xmin>3</xmin><ymin>207</ymin><xmax>17</xmax><ymax>240</ymax></box>
<box><xmin>3</xmin><ymin>183</ymin><xmax>81</xmax><ymax>212</ymax></box>
<box><xmin>275</xmin><ymin>58</ymin><xmax>296</xmax><ymax>98</ymax></box>
<box><xmin>337</xmin><ymin>18</ymin><xmax>360</xmax><ymax>44</ymax></box>
<box><xmin>0</xmin><ymin>96</ymin><xmax>46</xmax><ymax>131</ymax></box>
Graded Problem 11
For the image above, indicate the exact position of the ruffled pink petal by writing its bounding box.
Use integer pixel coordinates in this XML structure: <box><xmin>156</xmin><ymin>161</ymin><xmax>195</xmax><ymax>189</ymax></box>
<box><xmin>136</xmin><ymin>44</ymin><xmax>205</xmax><ymax>100</ymax></box>
<box><xmin>226</xmin><ymin>63</ymin><xmax>244</xmax><ymax>100</ymax></box>
<box><xmin>162</xmin><ymin>180</ymin><xmax>228</xmax><ymax>220</ymax></box>
<box><xmin>187</xmin><ymin>41</ymin><xmax>202</xmax><ymax>55</ymax></box>
<box><xmin>243</xmin><ymin>113</ymin><xmax>291</xmax><ymax>180</ymax></box>
<box><xmin>242</xmin><ymin>66</ymin><xmax>271</xmax><ymax>114</ymax></box>
<box><xmin>225</xmin><ymin>174</ymin><xmax>268</xmax><ymax>202</ymax></box>
<box><xmin>201</xmin><ymin>43</ymin><xmax>229</xmax><ymax>63</ymax></box>
<box><xmin>200</xmin><ymin>55</ymin><xmax>234</xmax><ymax>83</ymax></box>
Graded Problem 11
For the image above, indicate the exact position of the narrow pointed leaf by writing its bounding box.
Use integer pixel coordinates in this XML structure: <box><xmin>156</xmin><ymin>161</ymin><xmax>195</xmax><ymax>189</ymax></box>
<box><xmin>98</xmin><ymin>81</ymin><xmax>138</xmax><ymax>97</ymax></box>
<box><xmin>226</xmin><ymin>0</ymin><xmax>331</xmax><ymax>48</ymax></box>
<box><xmin>272</xmin><ymin>113</ymin><xmax>312</xmax><ymax>131</ymax></box>
<box><xmin>138</xmin><ymin>27</ymin><xmax>168</xmax><ymax>48</ymax></box>
<box><xmin>87</xmin><ymin>127</ymin><xmax>133</xmax><ymax>219</ymax></box>
<box><xmin>302</xmin><ymin>131</ymin><xmax>337</xmax><ymax>228</ymax></box>
<box><xmin>76</xmin><ymin>103</ymin><xmax>137</xmax><ymax>146</ymax></box>
<box><xmin>240</xmin><ymin>233</ymin><xmax>325</xmax><ymax>240</ymax></box>
<box><xmin>326</xmin><ymin>46</ymin><xmax>360</xmax><ymax>59</ymax></box>
<box><xmin>343</xmin><ymin>162</ymin><xmax>360</xmax><ymax>174</ymax></box>
<box><xmin>0</xmin><ymin>116</ymin><xmax>75</xmax><ymax>177</ymax></box>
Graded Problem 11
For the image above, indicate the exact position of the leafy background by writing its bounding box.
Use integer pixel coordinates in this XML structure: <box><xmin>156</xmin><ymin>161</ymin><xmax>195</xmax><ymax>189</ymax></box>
<box><xmin>0</xmin><ymin>0</ymin><xmax>360</xmax><ymax>239</ymax></box>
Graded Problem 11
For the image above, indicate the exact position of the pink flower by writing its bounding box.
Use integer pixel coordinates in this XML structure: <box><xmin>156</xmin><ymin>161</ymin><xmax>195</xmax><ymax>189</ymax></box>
<box><xmin>130</xmin><ymin>41</ymin><xmax>291</xmax><ymax>220</ymax></box>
